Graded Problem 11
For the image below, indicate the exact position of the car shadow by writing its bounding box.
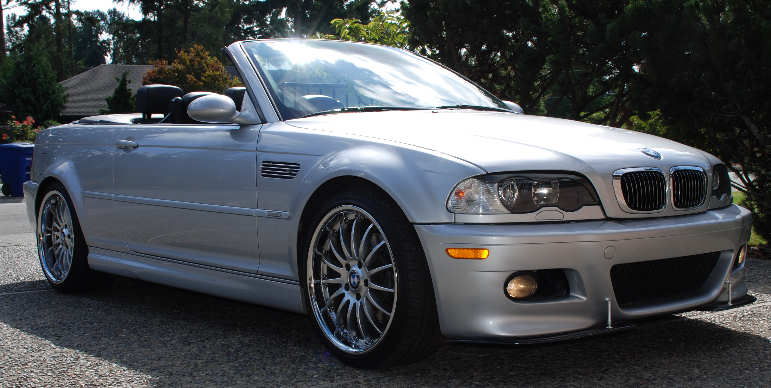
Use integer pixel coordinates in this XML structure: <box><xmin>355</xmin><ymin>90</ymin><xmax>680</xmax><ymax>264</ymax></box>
<box><xmin>0</xmin><ymin>276</ymin><xmax>767</xmax><ymax>386</ymax></box>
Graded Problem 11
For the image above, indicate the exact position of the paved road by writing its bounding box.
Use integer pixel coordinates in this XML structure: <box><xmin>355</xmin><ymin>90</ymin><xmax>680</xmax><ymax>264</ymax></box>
<box><xmin>0</xmin><ymin>199</ymin><xmax>769</xmax><ymax>387</ymax></box>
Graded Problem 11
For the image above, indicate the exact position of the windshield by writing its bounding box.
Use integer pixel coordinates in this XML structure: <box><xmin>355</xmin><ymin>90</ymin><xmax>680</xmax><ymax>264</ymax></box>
<box><xmin>242</xmin><ymin>40</ymin><xmax>507</xmax><ymax>120</ymax></box>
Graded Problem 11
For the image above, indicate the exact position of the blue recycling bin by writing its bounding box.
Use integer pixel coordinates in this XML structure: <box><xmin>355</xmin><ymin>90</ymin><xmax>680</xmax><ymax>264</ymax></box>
<box><xmin>0</xmin><ymin>143</ymin><xmax>34</xmax><ymax>197</ymax></box>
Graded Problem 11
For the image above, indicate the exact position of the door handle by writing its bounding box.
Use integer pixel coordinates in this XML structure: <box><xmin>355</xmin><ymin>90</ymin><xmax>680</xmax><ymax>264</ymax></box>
<box><xmin>116</xmin><ymin>139</ymin><xmax>139</xmax><ymax>150</ymax></box>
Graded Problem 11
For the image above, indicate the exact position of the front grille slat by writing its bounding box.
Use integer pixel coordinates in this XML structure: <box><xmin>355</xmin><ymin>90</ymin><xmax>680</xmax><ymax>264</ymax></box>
<box><xmin>671</xmin><ymin>167</ymin><xmax>707</xmax><ymax>209</ymax></box>
<box><xmin>617</xmin><ymin>169</ymin><xmax>666</xmax><ymax>211</ymax></box>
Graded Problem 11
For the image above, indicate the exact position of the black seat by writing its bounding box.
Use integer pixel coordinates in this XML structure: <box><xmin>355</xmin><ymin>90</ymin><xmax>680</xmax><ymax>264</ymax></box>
<box><xmin>135</xmin><ymin>84</ymin><xmax>184</xmax><ymax>123</ymax></box>
<box><xmin>167</xmin><ymin>92</ymin><xmax>213</xmax><ymax>124</ymax></box>
<box><xmin>224</xmin><ymin>87</ymin><xmax>246</xmax><ymax>110</ymax></box>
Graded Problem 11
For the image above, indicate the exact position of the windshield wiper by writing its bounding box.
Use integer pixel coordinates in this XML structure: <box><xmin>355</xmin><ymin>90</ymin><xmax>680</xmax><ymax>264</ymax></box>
<box><xmin>301</xmin><ymin>106</ymin><xmax>428</xmax><ymax>118</ymax></box>
<box><xmin>434</xmin><ymin>104</ymin><xmax>512</xmax><ymax>113</ymax></box>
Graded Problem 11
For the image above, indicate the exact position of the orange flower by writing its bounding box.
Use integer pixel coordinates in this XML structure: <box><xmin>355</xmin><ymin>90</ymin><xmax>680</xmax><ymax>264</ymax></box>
<box><xmin>1</xmin><ymin>133</ymin><xmax>8</xmax><ymax>140</ymax></box>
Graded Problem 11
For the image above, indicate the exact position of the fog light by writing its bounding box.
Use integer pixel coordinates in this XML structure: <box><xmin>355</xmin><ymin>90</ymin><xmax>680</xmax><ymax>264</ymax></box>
<box><xmin>446</xmin><ymin>248</ymin><xmax>489</xmax><ymax>259</ymax></box>
<box><xmin>506</xmin><ymin>273</ymin><xmax>538</xmax><ymax>299</ymax></box>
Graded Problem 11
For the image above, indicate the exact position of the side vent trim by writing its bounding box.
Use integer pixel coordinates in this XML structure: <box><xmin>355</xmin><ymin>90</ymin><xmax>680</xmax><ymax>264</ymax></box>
<box><xmin>261</xmin><ymin>161</ymin><xmax>300</xmax><ymax>179</ymax></box>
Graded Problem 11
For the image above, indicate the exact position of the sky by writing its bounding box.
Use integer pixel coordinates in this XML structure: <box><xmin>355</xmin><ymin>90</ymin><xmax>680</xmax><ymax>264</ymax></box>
<box><xmin>5</xmin><ymin>0</ymin><xmax>143</xmax><ymax>20</ymax></box>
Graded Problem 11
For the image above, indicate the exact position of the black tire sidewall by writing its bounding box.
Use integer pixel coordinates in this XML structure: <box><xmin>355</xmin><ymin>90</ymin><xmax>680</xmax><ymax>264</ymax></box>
<box><xmin>36</xmin><ymin>183</ymin><xmax>91</xmax><ymax>290</ymax></box>
<box><xmin>299</xmin><ymin>189</ymin><xmax>436</xmax><ymax>367</ymax></box>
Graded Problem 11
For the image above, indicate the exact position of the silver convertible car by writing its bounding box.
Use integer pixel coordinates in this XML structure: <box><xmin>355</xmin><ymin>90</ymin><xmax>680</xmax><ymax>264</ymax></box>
<box><xmin>24</xmin><ymin>39</ymin><xmax>753</xmax><ymax>367</ymax></box>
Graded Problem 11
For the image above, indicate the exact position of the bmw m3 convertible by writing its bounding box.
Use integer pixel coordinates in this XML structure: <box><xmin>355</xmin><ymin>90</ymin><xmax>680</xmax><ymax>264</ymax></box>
<box><xmin>24</xmin><ymin>39</ymin><xmax>753</xmax><ymax>367</ymax></box>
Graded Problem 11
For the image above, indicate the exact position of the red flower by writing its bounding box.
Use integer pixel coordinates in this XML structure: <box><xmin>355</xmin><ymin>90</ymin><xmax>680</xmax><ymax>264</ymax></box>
<box><xmin>1</xmin><ymin>133</ymin><xmax>8</xmax><ymax>140</ymax></box>
<box><xmin>25</xmin><ymin>116</ymin><xmax>34</xmax><ymax>124</ymax></box>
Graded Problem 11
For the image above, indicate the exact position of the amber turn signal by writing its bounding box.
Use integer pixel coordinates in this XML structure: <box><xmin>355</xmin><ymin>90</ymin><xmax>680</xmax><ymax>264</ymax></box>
<box><xmin>737</xmin><ymin>244</ymin><xmax>747</xmax><ymax>265</ymax></box>
<box><xmin>446</xmin><ymin>248</ymin><xmax>489</xmax><ymax>260</ymax></box>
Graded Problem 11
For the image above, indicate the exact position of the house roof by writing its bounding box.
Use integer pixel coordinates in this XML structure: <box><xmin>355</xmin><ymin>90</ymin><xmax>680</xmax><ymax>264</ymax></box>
<box><xmin>58</xmin><ymin>64</ymin><xmax>153</xmax><ymax>117</ymax></box>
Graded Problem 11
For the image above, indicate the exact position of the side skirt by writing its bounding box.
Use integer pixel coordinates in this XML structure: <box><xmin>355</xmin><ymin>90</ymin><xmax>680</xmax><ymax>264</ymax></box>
<box><xmin>87</xmin><ymin>246</ymin><xmax>305</xmax><ymax>314</ymax></box>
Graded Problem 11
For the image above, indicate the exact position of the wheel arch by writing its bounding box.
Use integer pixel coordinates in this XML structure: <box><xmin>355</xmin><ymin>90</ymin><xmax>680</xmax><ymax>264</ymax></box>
<box><xmin>295</xmin><ymin>175</ymin><xmax>438</xmax><ymax>314</ymax></box>
<box><xmin>296</xmin><ymin>175</ymin><xmax>406</xmax><ymax>263</ymax></box>
<box><xmin>35</xmin><ymin>176</ymin><xmax>68</xmax><ymax>216</ymax></box>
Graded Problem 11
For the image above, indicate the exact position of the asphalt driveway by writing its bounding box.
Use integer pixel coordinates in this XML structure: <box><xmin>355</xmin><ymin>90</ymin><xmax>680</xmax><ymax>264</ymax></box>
<box><xmin>0</xmin><ymin>198</ymin><xmax>769</xmax><ymax>386</ymax></box>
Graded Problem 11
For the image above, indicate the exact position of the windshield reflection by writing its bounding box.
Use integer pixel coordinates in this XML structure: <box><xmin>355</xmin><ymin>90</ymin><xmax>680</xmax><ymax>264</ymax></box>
<box><xmin>243</xmin><ymin>40</ymin><xmax>506</xmax><ymax>120</ymax></box>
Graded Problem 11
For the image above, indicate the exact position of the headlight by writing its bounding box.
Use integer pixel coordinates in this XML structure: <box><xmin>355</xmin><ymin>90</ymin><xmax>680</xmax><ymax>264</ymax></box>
<box><xmin>447</xmin><ymin>173</ymin><xmax>600</xmax><ymax>214</ymax></box>
<box><xmin>709</xmin><ymin>164</ymin><xmax>732</xmax><ymax>209</ymax></box>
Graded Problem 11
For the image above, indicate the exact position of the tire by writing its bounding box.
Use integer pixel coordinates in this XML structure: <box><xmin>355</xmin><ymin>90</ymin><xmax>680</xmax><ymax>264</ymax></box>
<box><xmin>300</xmin><ymin>188</ymin><xmax>440</xmax><ymax>368</ymax></box>
<box><xmin>1</xmin><ymin>183</ymin><xmax>9</xmax><ymax>197</ymax></box>
<box><xmin>36</xmin><ymin>183</ymin><xmax>97</xmax><ymax>291</ymax></box>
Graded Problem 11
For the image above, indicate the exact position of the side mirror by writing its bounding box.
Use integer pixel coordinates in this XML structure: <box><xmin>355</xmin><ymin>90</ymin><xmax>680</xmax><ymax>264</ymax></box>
<box><xmin>503</xmin><ymin>100</ymin><xmax>524</xmax><ymax>114</ymax></box>
<box><xmin>187</xmin><ymin>93</ymin><xmax>260</xmax><ymax>125</ymax></box>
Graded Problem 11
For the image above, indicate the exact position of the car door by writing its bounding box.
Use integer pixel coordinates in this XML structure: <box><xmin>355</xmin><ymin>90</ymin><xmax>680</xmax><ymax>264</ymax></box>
<box><xmin>107</xmin><ymin>123</ymin><xmax>261</xmax><ymax>273</ymax></box>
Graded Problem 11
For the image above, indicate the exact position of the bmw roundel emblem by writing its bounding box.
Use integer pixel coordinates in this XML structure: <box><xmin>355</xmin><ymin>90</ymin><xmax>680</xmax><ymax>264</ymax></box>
<box><xmin>641</xmin><ymin>148</ymin><xmax>662</xmax><ymax>160</ymax></box>
<box><xmin>349</xmin><ymin>271</ymin><xmax>361</xmax><ymax>289</ymax></box>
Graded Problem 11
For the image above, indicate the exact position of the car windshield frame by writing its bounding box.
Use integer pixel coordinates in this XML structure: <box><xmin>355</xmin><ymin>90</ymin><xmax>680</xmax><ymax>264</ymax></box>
<box><xmin>241</xmin><ymin>39</ymin><xmax>509</xmax><ymax>121</ymax></box>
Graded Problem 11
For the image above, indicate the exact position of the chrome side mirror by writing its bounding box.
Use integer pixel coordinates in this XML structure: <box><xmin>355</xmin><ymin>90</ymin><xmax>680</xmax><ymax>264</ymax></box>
<box><xmin>503</xmin><ymin>100</ymin><xmax>524</xmax><ymax>114</ymax></box>
<box><xmin>187</xmin><ymin>93</ymin><xmax>260</xmax><ymax>125</ymax></box>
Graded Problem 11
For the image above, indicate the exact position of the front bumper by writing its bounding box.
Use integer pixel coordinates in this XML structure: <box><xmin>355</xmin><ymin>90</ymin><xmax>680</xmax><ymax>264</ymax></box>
<box><xmin>415</xmin><ymin>205</ymin><xmax>752</xmax><ymax>341</ymax></box>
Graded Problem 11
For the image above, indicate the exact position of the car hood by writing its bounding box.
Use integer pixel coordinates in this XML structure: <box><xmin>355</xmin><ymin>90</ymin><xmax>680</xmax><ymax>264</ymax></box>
<box><xmin>286</xmin><ymin>109</ymin><xmax>713</xmax><ymax>174</ymax></box>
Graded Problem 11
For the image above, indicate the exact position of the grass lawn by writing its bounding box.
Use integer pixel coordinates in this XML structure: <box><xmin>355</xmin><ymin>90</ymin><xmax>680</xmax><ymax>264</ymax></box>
<box><xmin>732</xmin><ymin>191</ymin><xmax>767</xmax><ymax>246</ymax></box>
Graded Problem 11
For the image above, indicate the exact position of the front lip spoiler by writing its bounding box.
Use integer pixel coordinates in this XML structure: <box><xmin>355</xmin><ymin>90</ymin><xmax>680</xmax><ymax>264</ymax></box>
<box><xmin>697</xmin><ymin>293</ymin><xmax>756</xmax><ymax>312</ymax></box>
<box><xmin>446</xmin><ymin>295</ymin><xmax>756</xmax><ymax>346</ymax></box>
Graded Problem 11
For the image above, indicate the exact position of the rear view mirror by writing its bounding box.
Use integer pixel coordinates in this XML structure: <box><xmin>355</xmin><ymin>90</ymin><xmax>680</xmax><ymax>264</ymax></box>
<box><xmin>503</xmin><ymin>100</ymin><xmax>524</xmax><ymax>114</ymax></box>
<box><xmin>187</xmin><ymin>94</ymin><xmax>259</xmax><ymax>125</ymax></box>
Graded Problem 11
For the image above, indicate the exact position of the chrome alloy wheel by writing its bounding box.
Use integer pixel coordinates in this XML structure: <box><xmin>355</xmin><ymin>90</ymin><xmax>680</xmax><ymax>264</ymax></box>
<box><xmin>37</xmin><ymin>191</ymin><xmax>75</xmax><ymax>284</ymax></box>
<box><xmin>307</xmin><ymin>205</ymin><xmax>398</xmax><ymax>354</ymax></box>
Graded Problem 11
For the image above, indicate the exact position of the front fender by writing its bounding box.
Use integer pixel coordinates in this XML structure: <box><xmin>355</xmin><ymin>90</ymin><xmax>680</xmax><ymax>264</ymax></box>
<box><xmin>266</xmin><ymin>142</ymin><xmax>481</xmax><ymax>281</ymax></box>
<box><xmin>293</xmin><ymin>143</ymin><xmax>482</xmax><ymax>224</ymax></box>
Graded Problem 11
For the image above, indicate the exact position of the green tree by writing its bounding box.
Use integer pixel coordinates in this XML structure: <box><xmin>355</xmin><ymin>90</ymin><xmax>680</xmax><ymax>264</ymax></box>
<box><xmin>403</xmin><ymin>1</ymin><xmax>640</xmax><ymax>125</ymax></box>
<box><xmin>142</xmin><ymin>44</ymin><xmax>239</xmax><ymax>93</ymax></box>
<box><xmin>104</xmin><ymin>71</ymin><xmax>134</xmax><ymax>113</ymax></box>
<box><xmin>626</xmin><ymin>0</ymin><xmax>771</xmax><ymax>241</ymax></box>
<box><xmin>326</xmin><ymin>11</ymin><xmax>410</xmax><ymax>48</ymax></box>
<box><xmin>71</xmin><ymin>10</ymin><xmax>110</xmax><ymax>70</ymax></box>
<box><xmin>107</xmin><ymin>8</ymin><xmax>152</xmax><ymax>64</ymax></box>
<box><xmin>0</xmin><ymin>43</ymin><xmax>65</xmax><ymax>122</ymax></box>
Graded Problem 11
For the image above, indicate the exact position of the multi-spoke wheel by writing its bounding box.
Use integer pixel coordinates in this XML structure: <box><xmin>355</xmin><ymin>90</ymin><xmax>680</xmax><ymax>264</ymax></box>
<box><xmin>38</xmin><ymin>191</ymin><xmax>75</xmax><ymax>283</ymax></box>
<box><xmin>36</xmin><ymin>184</ymin><xmax>94</xmax><ymax>290</ymax></box>
<box><xmin>307</xmin><ymin>205</ymin><xmax>398</xmax><ymax>354</ymax></box>
<box><xmin>301</xmin><ymin>189</ymin><xmax>439</xmax><ymax>367</ymax></box>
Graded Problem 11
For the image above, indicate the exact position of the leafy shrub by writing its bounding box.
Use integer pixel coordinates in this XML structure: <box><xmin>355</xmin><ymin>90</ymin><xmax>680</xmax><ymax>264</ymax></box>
<box><xmin>1</xmin><ymin>116</ymin><xmax>45</xmax><ymax>144</ymax></box>
<box><xmin>142</xmin><ymin>44</ymin><xmax>239</xmax><ymax>93</ymax></box>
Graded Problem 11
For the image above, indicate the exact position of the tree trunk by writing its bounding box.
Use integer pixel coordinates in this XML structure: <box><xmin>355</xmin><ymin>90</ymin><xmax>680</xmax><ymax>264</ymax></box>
<box><xmin>183</xmin><ymin>0</ymin><xmax>190</xmax><ymax>43</ymax></box>
<box><xmin>67</xmin><ymin>0</ymin><xmax>73</xmax><ymax>72</ymax></box>
<box><xmin>157</xmin><ymin>3</ymin><xmax>164</xmax><ymax>60</ymax></box>
<box><xmin>0</xmin><ymin>1</ymin><xmax>5</xmax><ymax>63</ymax></box>
<box><xmin>54</xmin><ymin>0</ymin><xmax>64</xmax><ymax>80</ymax></box>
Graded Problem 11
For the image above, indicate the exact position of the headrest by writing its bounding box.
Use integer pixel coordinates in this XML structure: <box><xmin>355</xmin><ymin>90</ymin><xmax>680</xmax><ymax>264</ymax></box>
<box><xmin>136</xmin><ymin>84</ymin><xmax>184</xmax><ymax>116</ymax></box>
<box><xmin>168</xmin><ymin>92</ymin><xmax>212</xmax><ymax>124</ymax></box>
<box><xmin>224</xmin><ymin>87</ymin><xmax>246</xmax><ymax>109</ymax></box>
